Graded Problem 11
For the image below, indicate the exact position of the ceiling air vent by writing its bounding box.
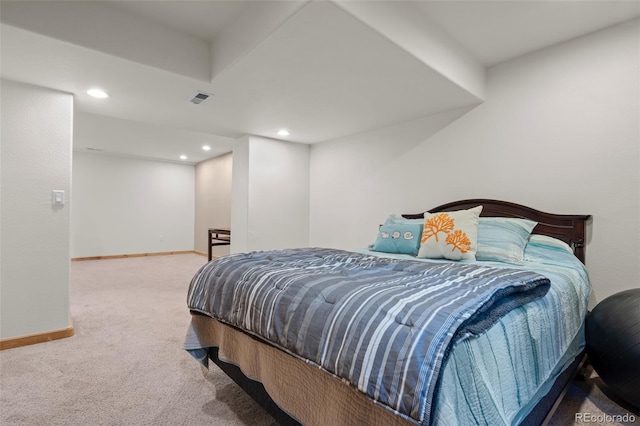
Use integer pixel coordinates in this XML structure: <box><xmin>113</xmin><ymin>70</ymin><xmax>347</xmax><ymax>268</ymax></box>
<box><xmin>187</xmin><ymin>91</ymin><xmax>213</xmax><ymax>105</ymax></box>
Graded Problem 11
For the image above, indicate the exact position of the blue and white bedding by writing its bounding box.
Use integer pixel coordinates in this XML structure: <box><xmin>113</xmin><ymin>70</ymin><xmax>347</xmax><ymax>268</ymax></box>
<box><xmin>186</xmin><ymin>241</ymin><xmax>587</xmax><ymax>426</ymax></box>
<box><xmin>361</xmin><ymin>235</ymin><xmax>591</xmax><ymax>425</ymax></box>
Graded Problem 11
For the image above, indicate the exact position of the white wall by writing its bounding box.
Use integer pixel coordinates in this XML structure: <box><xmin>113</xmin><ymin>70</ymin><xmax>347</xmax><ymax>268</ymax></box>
<box><xmin>310</xmin><ymin>19</ymin><xmax>639</xmax><ymax>303</ymax></box>
<box><xmin>1</xmin><ymin>79</ymin><xmax>73</xmax><ymax>340</ymax></box>
<box><xmin>231</xmin><ymin>135</ymin><xmax>310</xmax><ymax>253</ymax></box>
<box><xmin>71</xmin><ymin>152</ymin><xmax>194</xmax><ymax>258</ymax></box>
<box><xmin>231</xmin><ymin>136</ymin><xmax>251</xmax><ymax>254</ymax></box>
<box><xmin>194</xmin><ymin>152</ymin><xmax>232</xmax><ymax>257</ymax></box>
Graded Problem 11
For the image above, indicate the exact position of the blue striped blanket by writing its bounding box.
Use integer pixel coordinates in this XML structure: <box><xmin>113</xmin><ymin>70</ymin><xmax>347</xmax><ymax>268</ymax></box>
<box><xmin>187</xmin><ymin>248</ymin><xmax>550</xmax><ymax>425</ymax></box>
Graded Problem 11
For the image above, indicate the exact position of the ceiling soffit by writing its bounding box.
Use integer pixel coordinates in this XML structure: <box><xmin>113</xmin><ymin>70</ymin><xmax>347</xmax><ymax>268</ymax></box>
<box><xmin>207</xmin><ymin>0</ymin><xmax>484</xmax><ymax>143</ymax></box>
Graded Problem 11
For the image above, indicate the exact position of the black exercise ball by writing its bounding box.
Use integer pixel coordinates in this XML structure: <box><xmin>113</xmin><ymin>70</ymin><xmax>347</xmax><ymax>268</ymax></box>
<box><xmin>586</xmin><ymin>288</ymin><xmax>640</xmax><ymax>410</ymax></box>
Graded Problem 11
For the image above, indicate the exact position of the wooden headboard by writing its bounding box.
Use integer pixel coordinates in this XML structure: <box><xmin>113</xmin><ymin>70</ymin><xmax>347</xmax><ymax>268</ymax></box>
<box><xmin>402</xmin><ymin>199</ymin><xmax>592</xmax><ymax>264</ymax></box>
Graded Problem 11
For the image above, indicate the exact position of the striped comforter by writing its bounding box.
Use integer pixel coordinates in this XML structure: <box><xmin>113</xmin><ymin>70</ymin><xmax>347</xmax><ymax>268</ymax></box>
<box><xmin>187</xmin><ymin>248</ymin><xmax>550</xmax><ymax>425</ymax></box>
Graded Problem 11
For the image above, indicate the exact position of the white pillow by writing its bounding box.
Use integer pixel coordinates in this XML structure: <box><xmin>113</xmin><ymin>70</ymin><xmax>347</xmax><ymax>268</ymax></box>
<box><xmin>418</xmin><ymin>206</ymin><xmax>482</xmax><ymax>261</ymax></box>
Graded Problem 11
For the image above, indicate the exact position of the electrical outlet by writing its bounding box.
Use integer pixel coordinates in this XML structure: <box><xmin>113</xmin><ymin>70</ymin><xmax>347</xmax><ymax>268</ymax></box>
<box><xmin>160</xmin><ymin>235</ymin><xmax>164</xmax><ymax>242</ymax></box>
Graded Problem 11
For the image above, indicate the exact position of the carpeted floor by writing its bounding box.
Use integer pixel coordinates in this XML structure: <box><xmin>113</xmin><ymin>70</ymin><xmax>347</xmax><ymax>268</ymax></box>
<box><xmin>0</xmin><ymin>254</ymin><xmax>636</xmax><ymax>425</ymax></box>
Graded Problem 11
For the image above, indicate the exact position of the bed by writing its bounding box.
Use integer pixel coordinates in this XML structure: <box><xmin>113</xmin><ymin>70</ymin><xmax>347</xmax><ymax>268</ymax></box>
<box><xmin>184</xmin><ymin>199</ymin><xmax>592</xmax><ymax>426</ymax></box>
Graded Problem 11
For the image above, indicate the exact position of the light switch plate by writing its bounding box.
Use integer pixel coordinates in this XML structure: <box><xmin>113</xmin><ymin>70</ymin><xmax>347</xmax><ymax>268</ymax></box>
<box><xmin>52</xmin><ymin>190</ymin><xmax>65</xmax><ymax>205</ymax></box>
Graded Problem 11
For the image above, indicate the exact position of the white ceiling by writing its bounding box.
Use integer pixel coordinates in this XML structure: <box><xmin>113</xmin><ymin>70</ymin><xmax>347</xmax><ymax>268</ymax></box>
<box><xmin>417</xmin><ymin>0</ymin><xmax>640</xmax><ymax>66</ymax></box>
<box><xmin>1</xmin><ymin>0</ymin><xmax>638</xmax><ymax>164</ymax></box>
<box><xmin>108</xmin><ymin>0</ymin><xmax>248</xmax><ymax>42</ymax></box>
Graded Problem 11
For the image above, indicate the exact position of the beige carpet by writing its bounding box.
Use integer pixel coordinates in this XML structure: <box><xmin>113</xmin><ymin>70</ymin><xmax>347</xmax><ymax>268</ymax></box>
<box><xmin>0</xmin><ymin>254</ymin><xmax>636</xmax><ymax>425</ymax></box>
<box><xmin>548</xmin><ymin>369</ymin><xmax>639</xmax><ymax>426</ymax></box>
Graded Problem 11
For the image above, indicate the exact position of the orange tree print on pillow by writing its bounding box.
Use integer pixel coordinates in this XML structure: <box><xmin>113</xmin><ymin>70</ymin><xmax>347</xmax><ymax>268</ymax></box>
<box><xmin>421</xmin><ymin>213</ymin><xmax>455</xmax><ymax>243</ymax></box>
<box><xmin>417</xmin><ymin>205</ymin><xmax>482</xmax><ymax>261</ymax></box>
<box><xmin>445</xmin><ymin>229</ymin><xmax>471</xmax><ymax>254</ymax></box>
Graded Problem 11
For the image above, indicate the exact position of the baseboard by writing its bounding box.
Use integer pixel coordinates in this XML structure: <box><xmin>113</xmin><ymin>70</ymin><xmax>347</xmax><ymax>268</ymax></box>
<box><xmin>193</xmin><ymin>250</ymin><xmax>208</xmax><ymax>257</ymax></box>
<box><xmin>0</xmin><ymin>325</ymin><xmax>75</xmax><ymax>351</ymax></box>
<box><xmin>71</xmin><ymin>250</ymin><xmax>199</xmax><ymax>261</ymax></box>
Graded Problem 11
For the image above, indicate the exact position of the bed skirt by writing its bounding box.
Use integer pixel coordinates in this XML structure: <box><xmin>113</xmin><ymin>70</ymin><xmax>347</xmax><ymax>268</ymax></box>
<box><xmin>186</xmin><ymin>313</ymin><xmax>414</xmax><ymax>426</ymax></box>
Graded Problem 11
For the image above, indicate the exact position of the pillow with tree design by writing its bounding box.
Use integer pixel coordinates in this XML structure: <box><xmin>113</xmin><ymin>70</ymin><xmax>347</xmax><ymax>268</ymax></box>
<box><xmin>417</xmin><ymin>205</ymin><xmax>482</xmax><ymax>260</ymax></box>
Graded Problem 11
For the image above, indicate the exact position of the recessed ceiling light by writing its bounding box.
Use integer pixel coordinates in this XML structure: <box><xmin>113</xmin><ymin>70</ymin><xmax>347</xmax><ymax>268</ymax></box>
<box><xmin>202</xmin><ymin>145</ymin><xmax>211</xmax><ymax>151</ymax></box>
<box><xmin>179</xmin><ymin>155</ymin><xmax>187</xmax><ymax>160</ymax></box>
<box><xmin>277</xmin><ymin>129</ymin><xmax>290</xmax><ymax>137</ymax></box>
<box><xmin>86</xmin><ymin>88</ymin><xmax>109</xmax><ymax>99</ymax></box>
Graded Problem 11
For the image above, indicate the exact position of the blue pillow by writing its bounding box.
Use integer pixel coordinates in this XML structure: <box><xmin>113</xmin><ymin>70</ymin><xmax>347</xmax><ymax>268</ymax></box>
<box><xmin>476</xmin><ymin>218</ymin><xmax>537</xmax><ymax>264</ymax></box>
<box><xmin>371</xmin><ymin>223</ymin><xmax>422</xmax><ymax>255</ymax></box>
